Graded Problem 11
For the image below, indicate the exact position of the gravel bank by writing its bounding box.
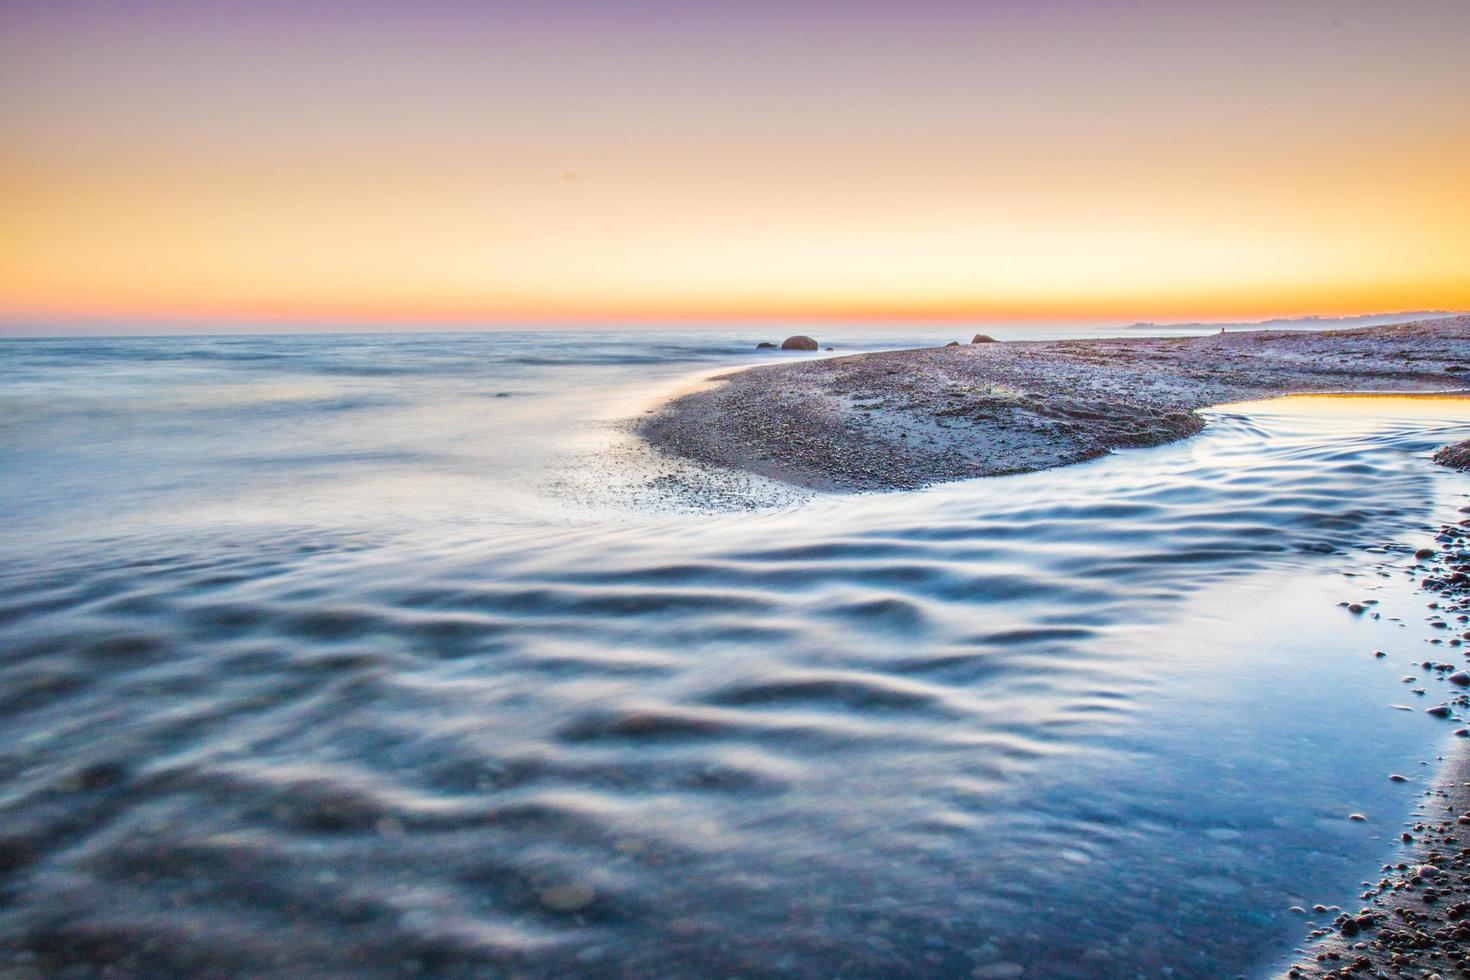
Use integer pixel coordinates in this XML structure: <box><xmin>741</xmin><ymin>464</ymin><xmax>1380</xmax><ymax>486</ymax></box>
<box><xmin>1437</xmin><ymin>440</ymin><xmax>1470</xmax><ymax>472</ymax></box>
<box><xmin>638</xmin><ymin>316</ymin><xmax>1470</xmax><ymax>491</ymax></box>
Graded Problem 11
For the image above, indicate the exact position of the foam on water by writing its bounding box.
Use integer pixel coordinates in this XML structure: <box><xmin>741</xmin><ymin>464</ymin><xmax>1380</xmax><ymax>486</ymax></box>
<box><xmin>2</xmin><ymin>332</ymin><xmax>1469</xmax><ymax>978</ymax></box>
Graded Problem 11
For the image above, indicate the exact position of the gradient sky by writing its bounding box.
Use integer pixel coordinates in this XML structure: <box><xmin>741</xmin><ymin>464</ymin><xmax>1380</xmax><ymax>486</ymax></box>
<box><xmin>2</xmin><ymin>0</ymin><xmax>1468</xmax><ymax>329</ymax></box>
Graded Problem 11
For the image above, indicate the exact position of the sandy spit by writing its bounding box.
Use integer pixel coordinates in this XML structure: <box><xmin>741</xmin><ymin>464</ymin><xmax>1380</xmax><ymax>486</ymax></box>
<box><xmin>638</xmin><ymin>316</ymin><xmax>1470</xmax><ymax>491</ymax></box>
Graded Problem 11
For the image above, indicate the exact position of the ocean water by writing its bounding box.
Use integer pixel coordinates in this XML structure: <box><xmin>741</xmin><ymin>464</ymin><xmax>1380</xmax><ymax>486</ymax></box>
<box><xmin>2</xmin><ymin>331</ymin><xmax>1469</xmax><ymax>979</ymax></box>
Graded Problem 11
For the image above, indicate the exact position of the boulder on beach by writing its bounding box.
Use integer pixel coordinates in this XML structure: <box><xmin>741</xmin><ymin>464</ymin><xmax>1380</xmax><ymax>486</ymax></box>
<box><xmin>972</xmin><ymin>334</ymin><xmax>997</xmax><ymax>344</ymax></box>
<box><xmin>781</xmin><ymin>335</ymin><xmax>818</xmax><ymax>351</ymax></box>
<box><xmin>755</xmin><ymin>342</ymin><xmax>777</xmax><ymax>349</ymax></box>
<box><xmin>945</xmin><ymin>341</ymin><xmax>960</xmax><ymax>347</ymax></box>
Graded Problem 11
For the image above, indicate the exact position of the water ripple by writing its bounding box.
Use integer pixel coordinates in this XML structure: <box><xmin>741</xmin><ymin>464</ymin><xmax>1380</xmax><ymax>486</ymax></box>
<box><xmin>1</xmin><ymin>382</ymin><xmax>1469</xmax><ymax>977</ymax></box>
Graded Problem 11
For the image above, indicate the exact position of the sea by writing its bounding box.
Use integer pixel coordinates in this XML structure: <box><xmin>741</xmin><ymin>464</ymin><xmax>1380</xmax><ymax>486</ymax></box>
<box><xmin>2</xmin><ymin>327</ymin><xmax>1468</xmax><ymax>978</ymax></box>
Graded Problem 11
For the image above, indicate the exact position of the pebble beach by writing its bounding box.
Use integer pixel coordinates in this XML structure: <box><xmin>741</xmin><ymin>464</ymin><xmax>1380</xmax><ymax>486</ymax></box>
<box><xmin>640</xmin><ymin>316</ymin><xmax>1470</xmax><ymax>491</ymax></box>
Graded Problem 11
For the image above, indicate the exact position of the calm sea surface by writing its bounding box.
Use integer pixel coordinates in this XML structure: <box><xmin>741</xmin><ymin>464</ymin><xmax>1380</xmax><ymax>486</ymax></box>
<box><xmin>2</xmin><ymin>330</ymin><xmax>1468</xmax><ymax>978</ymax></box>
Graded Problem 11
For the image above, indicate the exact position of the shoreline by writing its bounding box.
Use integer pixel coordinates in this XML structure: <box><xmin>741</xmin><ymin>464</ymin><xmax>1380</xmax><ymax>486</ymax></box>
<box><xmin>637</xmin><ymin>316</ymin><xmax>1470</xmax><ymax>492</ymax></box>
<box><xmin>635</xmin><ymin>319</ymin><xmax>1470</xmax><ymax>975</ymax></box>
<box><xmin>1280</xmin><ymin>485</ymin><xmax>1470</xmax><ymax>978</ymax></box>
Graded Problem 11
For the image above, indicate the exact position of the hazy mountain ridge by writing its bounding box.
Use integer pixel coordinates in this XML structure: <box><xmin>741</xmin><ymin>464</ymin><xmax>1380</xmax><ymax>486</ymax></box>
<box><xmin>1125</xmin><ymin>311</ymin><xmax>1463</xmax><ymax>332</ymax></box>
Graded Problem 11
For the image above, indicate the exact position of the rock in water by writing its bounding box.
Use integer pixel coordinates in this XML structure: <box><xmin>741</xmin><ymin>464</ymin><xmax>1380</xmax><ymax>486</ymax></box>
<box><xmin>780</xmin><ymin>335</ymin><xmax>818</xmax><ymax>351</ymax></box>
<box><xmin>755</xmin><ymin>341</ymin><xmax>777</xmax><ymax>349</ymax></box>
<box><xmin>945</xmin><ymin>341</ymin><xmax>960</xmax><ymax>347</ymax></box>
<box><xmin>1433</xmin><ymin>438</ymin><xmax>1470</xmax><ymax>471</ymax></box>
<box><xmin>539</xmin><ymin>881</ymin><xmax>596</xmax><ymax>912</ymax></box>
<box><xmin>971</xmin><ymin>334</ymin><xmax>997</xmax><ymax>343</ymax></box>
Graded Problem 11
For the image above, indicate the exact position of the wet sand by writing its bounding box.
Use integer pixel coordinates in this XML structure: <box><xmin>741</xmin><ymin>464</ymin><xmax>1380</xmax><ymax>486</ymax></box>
<box><xmin>638</xmin><ymin>316</ymin><xmax>1470</xmax><ymax>491</ymax></box>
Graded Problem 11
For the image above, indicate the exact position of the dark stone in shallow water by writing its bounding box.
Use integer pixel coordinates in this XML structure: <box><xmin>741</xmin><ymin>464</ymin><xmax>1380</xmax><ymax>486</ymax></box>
<box><xmin>756</xmin><ymin>342</ymin><xmax>777</xmax><ymax>349</ymax></box>
<box><xmin>0</xmin><ymin>833</ymin><xmax>37</xmax><ymax>874</ymax></box>
<box><xmin>1433</xmin><ymin>439</ymin><xmax>1470</xmax><ymax>471</ymax></box>
<box><xmin>971</xmin><ymin>334</ymin><xmax>997</xmax><ymax>343</ymax></box>
<box><xmin>539</xmin><ymin>882</ymin><xmax>596</xmax><ymax>913</ymax></box>
<box><xmin>780</xmin><ymin>335</ymin><xmax>818</xmax><ymax>351</ymax></box>
<box><xmin>71</xmin><ymin>760</ymin><xmax>128</xmax><ymax>791</ymax></box>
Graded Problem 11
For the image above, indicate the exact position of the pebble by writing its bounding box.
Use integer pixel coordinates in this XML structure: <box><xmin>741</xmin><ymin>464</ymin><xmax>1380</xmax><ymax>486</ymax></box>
<box><xmin>539</xmin><ymin>882</ymin><xmax>597</xmax><ymax>913</ymax></box>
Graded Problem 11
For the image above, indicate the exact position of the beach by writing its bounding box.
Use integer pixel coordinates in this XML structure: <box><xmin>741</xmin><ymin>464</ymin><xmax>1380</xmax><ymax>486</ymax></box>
<box><xmin>639</xmin><ymin>319</ymin><xmax>1470</xmax><ymax>975</ymax></box>
<box><xmin>2</xmin><ymin>330</ymin><xmax>1470</xmax><ymax>978</ymax></box>
<box><xmin>1281</xmin><ymin>495</ymin><xmax>1470</xmax><ymax>978</ymax></box>
<box><xmin>640</xmin><ymin>316</ymin><xmax>1470</xmax><ymax>491</ymax></box>
<box><xmin>8</xmin><ymin>0</ymin><xmax>1470</xmax><ymax>973</ymax></box>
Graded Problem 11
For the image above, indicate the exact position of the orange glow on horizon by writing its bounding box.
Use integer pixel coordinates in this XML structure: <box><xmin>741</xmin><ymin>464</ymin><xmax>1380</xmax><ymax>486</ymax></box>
<box><xmin>4</xmin><ymin>0</ymin><xmax>1469</xmax><ymax>331</ymax></box>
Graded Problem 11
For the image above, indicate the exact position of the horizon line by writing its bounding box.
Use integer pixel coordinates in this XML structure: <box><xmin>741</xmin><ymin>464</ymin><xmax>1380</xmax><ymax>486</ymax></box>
<box><xmin>1</xmin><ymin>307</ymin><xmax>1463</xmax><ymax>339</ymax></box>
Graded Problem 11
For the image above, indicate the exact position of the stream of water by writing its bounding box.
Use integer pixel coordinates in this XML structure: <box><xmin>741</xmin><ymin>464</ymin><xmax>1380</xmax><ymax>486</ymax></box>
<box><xmin>2</xmin><ymin>331</ymin><xmax>1468</xmax><ymax>977</ymax></box>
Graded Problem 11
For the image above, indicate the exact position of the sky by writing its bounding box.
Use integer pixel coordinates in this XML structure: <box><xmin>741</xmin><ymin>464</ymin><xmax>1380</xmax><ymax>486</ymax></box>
<box><xmin>2</xmin><ymin>0</ymin><xmax>1468</xmax><ymax>331</ymax></box>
